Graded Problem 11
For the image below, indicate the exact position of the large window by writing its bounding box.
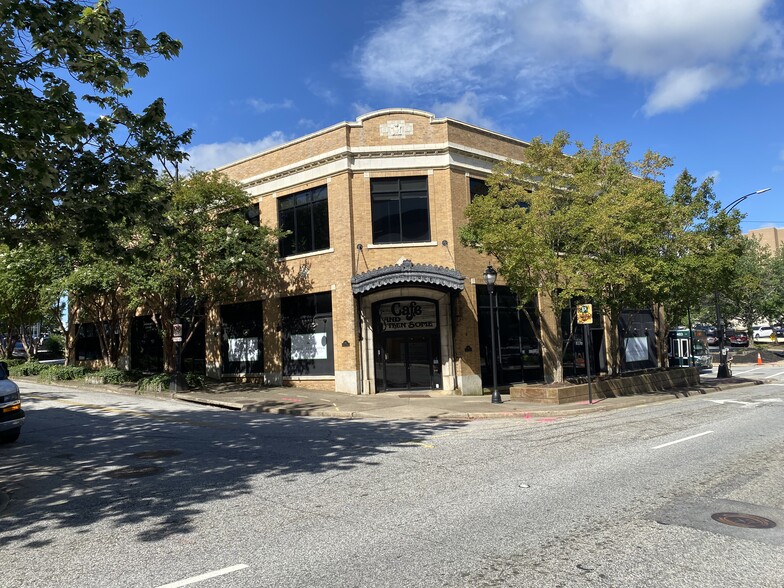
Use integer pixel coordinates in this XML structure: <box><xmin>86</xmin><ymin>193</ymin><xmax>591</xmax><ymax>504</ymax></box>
<box><xmin>278</xmin><ymin>185</ymin><xmax>329</xmax><ymax>256</ymax></box>
<box><xmin>281</xmin><ymin>292</ymin><xmax>334</xmax><ymax>376</ymax></box>
<box><xmin>221</xmin><ymin>300</ymin><xmax>263</xmax><ymax>375</ymax></box>
<box><xmin>371</xmin><ymin>176</ymin><xmax>430</xmax><ymax>244</ymax></box>
<box><xmin>477</xmin><ymin>286</ymin><xmax>542</xmax><ymax>385</ymax></box>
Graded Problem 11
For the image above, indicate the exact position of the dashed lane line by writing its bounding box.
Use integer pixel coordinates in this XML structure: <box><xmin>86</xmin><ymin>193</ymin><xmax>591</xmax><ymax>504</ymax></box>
<box><xmin>156</xmin><ymin>564</ymin><xmax>249</xmax><ymax>588</ymax></box>
<box><xmin>653</xmin><ymin>430</ymin><xmax>714</xmax><ymax>450</ymax></box>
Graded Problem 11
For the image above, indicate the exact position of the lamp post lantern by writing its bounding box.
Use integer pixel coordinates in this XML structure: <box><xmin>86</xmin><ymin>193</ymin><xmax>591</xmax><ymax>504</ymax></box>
<box><xmin>483</xmin><ymin>265</ymin><xmax>502</xmax><ymax>404</ymax></box>
<box><xmin>715</xmin><ymin>188</ymin><xmax>772</xmax><ymax>378</ymax></box>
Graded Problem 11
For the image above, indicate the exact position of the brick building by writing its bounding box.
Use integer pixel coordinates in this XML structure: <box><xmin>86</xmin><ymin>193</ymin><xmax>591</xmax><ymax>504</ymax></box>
<box><xmin>746</xmin><ymin>226</ymin><xmax>784</xmax><ymax>254</ymax></box>
<box><xmin>124</xmin><ymin>109</ymin><xmax>658</xmax><ymax>394</ymax></box>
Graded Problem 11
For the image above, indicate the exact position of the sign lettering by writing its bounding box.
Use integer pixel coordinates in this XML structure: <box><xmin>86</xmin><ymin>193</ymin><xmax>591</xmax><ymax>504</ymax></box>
<box><xmin>379</xmin><ymin>300</ymin><xmax>437</xmax><ymax>332</ymax></box>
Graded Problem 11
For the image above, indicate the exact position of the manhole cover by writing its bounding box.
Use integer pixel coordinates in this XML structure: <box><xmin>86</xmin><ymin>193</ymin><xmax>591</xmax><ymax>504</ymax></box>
<box><xmin>711</xmin><ymin>512</ymin><xmax>777</xmax><ymax>529</ymax></box>
<box><xmin>106</xmin><ymin>465</ymin><xmax>164</xmax><ymax>479</ymax></box>
<box><xmin>133</xmin><ymin>450</ymin><xmax>181</xmax><ymax>459</ymax></box>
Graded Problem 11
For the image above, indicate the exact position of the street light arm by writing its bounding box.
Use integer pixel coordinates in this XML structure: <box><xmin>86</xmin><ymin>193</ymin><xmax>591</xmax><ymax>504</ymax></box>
<box><xmin>722</xmin><ymin>188</ymin><xmax>771</xmax><ymax>213</ymax></box>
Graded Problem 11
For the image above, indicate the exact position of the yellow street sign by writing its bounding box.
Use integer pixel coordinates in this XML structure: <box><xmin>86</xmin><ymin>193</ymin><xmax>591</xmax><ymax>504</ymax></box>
<box><xmin>577</xmin><ymin>304</ymin><xmax>593</xmax><ymax>325</ymax></box>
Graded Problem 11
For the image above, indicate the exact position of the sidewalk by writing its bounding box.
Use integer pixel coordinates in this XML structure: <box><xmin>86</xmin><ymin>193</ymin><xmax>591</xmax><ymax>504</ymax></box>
<box><xmin>170</xmin><ymin>374</ymin><xmax>762</xmax><ymax>421</ymax></box>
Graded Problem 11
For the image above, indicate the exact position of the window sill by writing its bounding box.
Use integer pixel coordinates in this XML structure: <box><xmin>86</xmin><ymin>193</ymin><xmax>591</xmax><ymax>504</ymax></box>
<box><xmin>367</xmin><ymin>241</ymin><xmax>437</xmax><ymax>249</ymax></box>
<box><xmin>279</xmin><ymin>248</ymin><xmax>334</xmax><ymax>262</ymax></box>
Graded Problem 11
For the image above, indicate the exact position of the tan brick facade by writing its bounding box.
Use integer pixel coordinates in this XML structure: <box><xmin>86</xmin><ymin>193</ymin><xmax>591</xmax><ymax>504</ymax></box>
<box><xmin>210</xmin><ymin>109</ymin><xmax>536</xmax><ymax>395</ymax></box>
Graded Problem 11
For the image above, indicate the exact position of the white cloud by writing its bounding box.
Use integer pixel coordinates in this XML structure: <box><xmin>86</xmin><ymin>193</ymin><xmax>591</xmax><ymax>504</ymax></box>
<box><xmin>185</xmin><ymin>132</ymin><xmax>289</xmax><ymax>171</ymax></box>
<box><xmin>246</xmin><ymin>98</ymin><xmax>293</xmax><ymax>113</ymax></box>
<box><xmin>705</xmin><ymin>170</ymin><xmax>721</xmax><ymax>183</ymax></box>
<box><xmin>643</xmin><ymin>66</ymin><xmax>731</xmax><ymax>116</ymax></box>
<box><xmin>431</xmin><ymin>92</ymin><xmax>496</xmax><ymax>129</ymax></box>
<box><xmin>355</xmin><ymin>0</ymin><xmax>782</xmax><ymax>116</ymax></box>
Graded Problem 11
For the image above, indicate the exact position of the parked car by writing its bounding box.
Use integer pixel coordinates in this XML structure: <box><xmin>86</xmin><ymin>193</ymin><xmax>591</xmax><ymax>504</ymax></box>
<box><xmin>705</xmin><ymin>328</ymin><xmax>719</xmax><ymax>346</ymax></box>
<box><xmin>752</xmin><ymin>326</ymin><xmax>776</xmax><ymax>342</ymax></box>
<box><xmin>0</xmin><ymin>362</ymin><xmax>23</xmax><ymax>443</ymax></box>
<box><xmin>725</xmin><ymin>331</ymin><xmax>749</xmax><ymax>347</ymax></box>
<box><xmin>11</xmin><ymin>341</ymin><xmax>27</xmax><ymax>359</ymax></box>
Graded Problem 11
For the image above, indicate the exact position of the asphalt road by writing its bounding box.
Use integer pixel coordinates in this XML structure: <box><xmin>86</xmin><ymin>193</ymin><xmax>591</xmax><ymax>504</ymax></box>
<box><xmin>2</xmin><ymin>379</ymin><xmax>783</xmax><ymax>587</ymax></box>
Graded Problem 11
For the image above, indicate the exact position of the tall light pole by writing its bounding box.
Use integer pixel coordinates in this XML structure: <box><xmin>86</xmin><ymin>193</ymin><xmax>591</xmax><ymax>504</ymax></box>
<box><xmin>715</xmin><ymin>188</ymin><xmax>771</xmax><ymax>378</ymax></box>
<box><xmin>483</xmin><ymin>265</ymin><xmax>502</xmax><ymax>404</ymax></box>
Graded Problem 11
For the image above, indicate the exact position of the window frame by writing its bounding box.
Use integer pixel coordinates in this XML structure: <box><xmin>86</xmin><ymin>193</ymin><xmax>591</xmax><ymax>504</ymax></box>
<box><xmin>370</xmin><ymin>176</ymin><xmax>431</xmax><ymax>245</ymax></box>
<box><xmin>277</xmin><ymin>185</ymin><xmax>330</xmax><ymax>257</ymax></box>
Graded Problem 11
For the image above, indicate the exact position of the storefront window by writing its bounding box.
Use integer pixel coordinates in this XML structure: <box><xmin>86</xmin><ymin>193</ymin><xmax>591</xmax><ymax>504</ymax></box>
<box><xmin>477</xmin><ymin>286</ymin><xmax>542</xmax><ymax>385</ymax></box>
<box><xmin>220</xmin><ymin>300</ymin><xmax>263</xmax><ymax>374</ymax></box>
<box><xmin>281</xmin><ymin>292</ymin><xmax>334</xmax><ymax>376</ymax></box>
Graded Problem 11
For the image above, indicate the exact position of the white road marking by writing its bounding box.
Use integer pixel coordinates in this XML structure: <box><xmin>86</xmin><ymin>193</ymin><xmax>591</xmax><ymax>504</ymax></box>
<box><xmin>755</xmin><ymin>398</ymin><xmax>784</xmax><ymax>403</ymax></box>
<box><xmin>653</xmin><ymin>430</ymin><xmax>714</xmax><ymax>450</ymax></box>
<box><xmin>156</xmin><ymin>565</ymin><xmax>248</xmax><ymax>588</ymax></box>
<box><xmin>705</xmin><ymin>399</ymin><xmax>753</xmax><ymax>406</ymax></box>
<box><xmin>768</xmin><ymin>371</ymin><xmax>784</xmax><ymax>378</ymax></box>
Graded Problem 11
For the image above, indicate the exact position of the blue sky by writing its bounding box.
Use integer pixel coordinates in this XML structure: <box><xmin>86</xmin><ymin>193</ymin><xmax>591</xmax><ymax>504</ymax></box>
<box><xmin>115</xmin><ymin>0</ymin><xmax>784</xmax><ymax>230</ymax></box>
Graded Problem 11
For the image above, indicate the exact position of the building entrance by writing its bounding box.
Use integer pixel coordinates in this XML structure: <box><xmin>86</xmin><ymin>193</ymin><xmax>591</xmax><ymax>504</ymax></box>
<box><xmin>373</xmin><ymin>298</ymin><xmax>442</xmax><ymax>392</ymax></box>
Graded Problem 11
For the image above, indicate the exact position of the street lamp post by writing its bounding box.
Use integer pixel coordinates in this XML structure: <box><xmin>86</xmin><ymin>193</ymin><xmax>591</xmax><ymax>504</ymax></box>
<box><xmin>483</xmin><ymin>265</ymin><xmax>502</xmax><ymax>404</ymax></box>
<box><xmin>715</xmin><ymin>188</ymin><xmax>771</xmax><ymax>379</ymax></box>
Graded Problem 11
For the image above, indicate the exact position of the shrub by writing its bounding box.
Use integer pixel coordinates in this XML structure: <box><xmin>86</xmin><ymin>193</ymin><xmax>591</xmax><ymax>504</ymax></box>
<box><xmin>137</xmin><ymin>373</ymin><xmax>171</xmax><ymax>393</ymax></box>
<box><xmin>184</xmin><ymin>372</ymin><xmax>205</xmax><ymax>389</ymax></box>
<box><xmin>9</xmin><ymin>361</ymin><xmax>47</xmax><ymax>377</ymax></box>
<box><xmin>94</xmin><ymin>367</ymin><xmax>131</xmax><ymax>385</ymax></box>
<box><xmin>38</xmin><ymin>365</ymin><xmax>90</xmax><ymax>382</ymax></box>
<box><xmin>2</xmin><ymin>358</ymin><xmax>26</xmax><ymax>368</ymax></box>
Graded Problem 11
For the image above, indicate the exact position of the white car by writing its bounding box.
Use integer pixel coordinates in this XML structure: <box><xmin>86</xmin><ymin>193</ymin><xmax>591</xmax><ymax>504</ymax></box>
<box><xmin>0</xmin><ymin>362</ymin><xmax>23</xmax><ymax>443</ymax></box>
<box><xmin>752</xmin><ymin>326</ymin><xmax>776</xmax><ymax>341</ymax></box>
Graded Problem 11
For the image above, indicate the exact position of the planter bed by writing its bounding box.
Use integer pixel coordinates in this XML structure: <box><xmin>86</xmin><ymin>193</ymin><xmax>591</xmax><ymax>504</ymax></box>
<box><xmin>509</xmin><ymin>368</ymin><xmax>700</xmax><ymax>405</ymax></box>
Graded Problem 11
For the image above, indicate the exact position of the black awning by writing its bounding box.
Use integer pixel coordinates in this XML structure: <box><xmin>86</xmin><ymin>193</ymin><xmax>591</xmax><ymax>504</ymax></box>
<box><xmin>352</xmin><ymin>259</ymin><xmax>465</xmax><ymax>295</ymax></box>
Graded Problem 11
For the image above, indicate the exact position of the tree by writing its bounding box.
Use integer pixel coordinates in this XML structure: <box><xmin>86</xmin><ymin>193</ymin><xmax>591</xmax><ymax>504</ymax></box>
<box><xmin>721</xmin><ymin>237</ymin><xmax>773</xmax><ymax>334</ymax></box>
<box><xmin>125</xmin><ymin>171</ymin><xmax>282</xmax><ymax>374</ymax></box>
<box><xmin>766</xmin><ymin>247</ymin><xmax>784</xmax><ymax>326</ymax></box>
<box><xmin>575</xmin><ymin>140</ymin><xmax>673</xmax><ymax>374</ymax></box>
<box><xmin>461</xmin><ymin>132</ymin><xmax>593</xmax><ymax>383</ymax></box>
<box><xmin>461</xmin><ymin>132</ymin><xmax>729</xmax><ymax>382</ymax></box>
<box><xmin>0</xmin><ymin>243</ymin><xmax>54</xmax><ymax>358</ymax></box>
<box><xmin>0</xmin><ymin>0</ymin><xmax>191</xmax><ymax>250</ymax></box>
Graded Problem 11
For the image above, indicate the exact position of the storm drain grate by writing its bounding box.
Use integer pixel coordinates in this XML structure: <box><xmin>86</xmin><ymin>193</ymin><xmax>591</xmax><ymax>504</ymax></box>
<box><xmin>106</xmin><ymin>465</ymin><xmax>164</xmax><ymax>479</ymax></box>
<box><xmin>399</xmin><ymin>394</ymin><xmax>431</xmax><ymax>398</ymax></box>
<box><xmin>133</xmin><ymin>450</ymin><xmax>182</xmax><ymax>459</ymax></box>
<box><xmin>711</xmin><ymin>512</ymin><xmax>777</xmax><ymax>529</ymax></box>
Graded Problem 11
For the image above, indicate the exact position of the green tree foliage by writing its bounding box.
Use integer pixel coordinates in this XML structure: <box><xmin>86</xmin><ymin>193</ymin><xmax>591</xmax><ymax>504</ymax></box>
<box><xmin>766</xmin><ymin>247</ymin><xmax>784</xmax><ymax>326</ymax></box>
<box><xmin>125</xmin><ymin>171</ymin><xmax>282</xmax><ymax>373</ymax></box>
<box><xmin>461</xmin><ymin>132</ymin><xmax>596</xmax><ymax>382</ymax></box>
<box><xmin>461</xmin><ymin>132</ymin><xmax>740</xmax><ymax>381</ymax></box>
<box><xmin>721</xmin><ymin>237</ymin><xmax>773</xmax><ymax>334</ymax></box>
<box><xmin>0</xmin><ymin>0</ymin><xmax>191</xmax><ymax>250</ymax></box>
<box><xmin>0</xmin><ymin>242</ymin><xmax>54</xmax><ymax>357</ymax></box>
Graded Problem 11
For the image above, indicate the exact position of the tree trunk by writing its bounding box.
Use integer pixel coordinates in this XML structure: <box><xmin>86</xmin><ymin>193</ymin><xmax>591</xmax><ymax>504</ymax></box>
<box><xmin>605</xmin><ymin>307</ymin><xmax>621</xmax><ymax>376</ymax></box>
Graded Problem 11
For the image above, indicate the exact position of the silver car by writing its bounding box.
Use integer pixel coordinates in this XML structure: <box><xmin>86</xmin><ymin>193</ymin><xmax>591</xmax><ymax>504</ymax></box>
<box><xmin>0</xmin><ymin>361</ymin><xmax>24</xmax><ymax>443</ymax></box>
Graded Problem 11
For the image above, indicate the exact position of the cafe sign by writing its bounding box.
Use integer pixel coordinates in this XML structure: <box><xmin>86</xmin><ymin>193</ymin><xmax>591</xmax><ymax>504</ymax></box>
<box><xmin>379</xmin><ymin>300</ymin><xmax>437</xmax><ymax>332</ymax></box>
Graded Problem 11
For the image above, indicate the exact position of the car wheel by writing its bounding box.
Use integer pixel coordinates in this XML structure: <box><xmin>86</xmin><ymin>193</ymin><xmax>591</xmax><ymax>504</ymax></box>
<box><xmin>0</xmin><ymin>428</ymin><xmax>20</xmax><ymax>443</ymax></box>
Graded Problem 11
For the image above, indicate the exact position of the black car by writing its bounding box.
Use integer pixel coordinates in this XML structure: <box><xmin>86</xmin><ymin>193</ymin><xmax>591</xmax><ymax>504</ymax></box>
<box><xmin>0</xmin><ymin>361</ymin><xmax>24</xmax><ymax>443</ymax></box>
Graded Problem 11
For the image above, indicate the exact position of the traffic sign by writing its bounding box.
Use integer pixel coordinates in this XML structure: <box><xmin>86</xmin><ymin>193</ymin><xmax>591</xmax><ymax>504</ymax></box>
<box><xmin>577</xmin><ymin>304</ymin><xmax>593</xmax><ymax>325</ymax></box>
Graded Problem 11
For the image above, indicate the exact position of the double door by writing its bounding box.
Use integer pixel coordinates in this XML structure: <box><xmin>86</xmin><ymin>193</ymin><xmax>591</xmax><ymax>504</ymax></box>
<box><xmin>375</xmin><ymin>333</ymin><xmax>440</xmax><ymax>391</ymax></box>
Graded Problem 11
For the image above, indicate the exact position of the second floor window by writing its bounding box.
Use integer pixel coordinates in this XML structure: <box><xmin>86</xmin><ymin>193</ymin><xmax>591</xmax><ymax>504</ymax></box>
<box><xmin>469</xmin><ymin>178</ymin><xmax>489</xmax><ymax>202</ymax></box>
<box><xmin>371</xmin><ymin>176</ymin><xmax>430</xmax><ymax>244</ymax></box>
<box><xmin>278</xmin><ymin>185</ymin><xmax>329</xmax><ymax>257</ymax></box>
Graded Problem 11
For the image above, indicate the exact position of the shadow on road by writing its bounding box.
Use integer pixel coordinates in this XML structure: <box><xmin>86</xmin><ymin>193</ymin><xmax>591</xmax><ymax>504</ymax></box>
<box><xmin>0</xmin><ymin>395</ymin><xmax>466</xmax><ymax>546</ymax></box>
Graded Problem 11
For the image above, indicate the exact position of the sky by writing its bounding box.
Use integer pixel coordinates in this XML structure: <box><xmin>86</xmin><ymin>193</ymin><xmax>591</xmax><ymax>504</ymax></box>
<box><xmin>114</xmin><ymin>0</ymin><xmax>784</xmax><ymax>230</ymax></box>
